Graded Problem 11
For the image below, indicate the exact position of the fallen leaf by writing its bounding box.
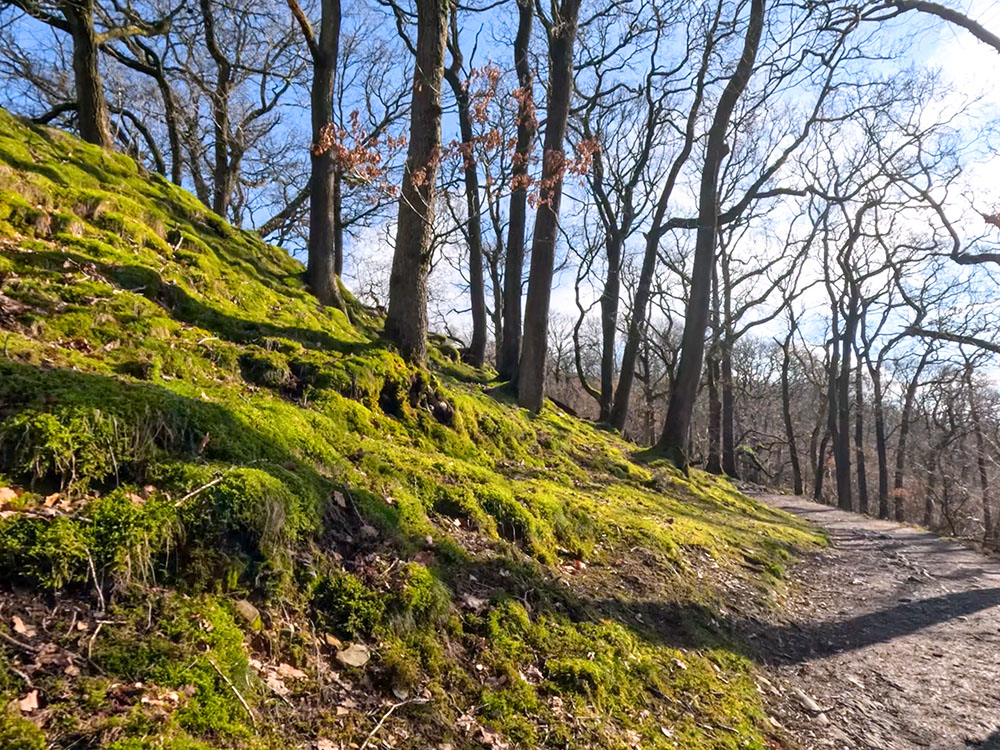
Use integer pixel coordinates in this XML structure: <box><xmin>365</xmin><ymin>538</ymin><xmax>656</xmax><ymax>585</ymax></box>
<box><xmin>277</xmin><ymin>663</ymin><xmax>307</xmax><ymax>680</ymax></box>
<box><xmin>0</xmin><ymin>487</ymin><xmax>17</xmax><ymax>503</ymax></box>
<box><xmin>12</xmin><ymin>615</ymin><xmax>35</xmax><ymax>637</ymax></box>
<box><xmin>18</xmin><ymin>690</ymin><xmax>39</xmax><ymax>713</ymax></box>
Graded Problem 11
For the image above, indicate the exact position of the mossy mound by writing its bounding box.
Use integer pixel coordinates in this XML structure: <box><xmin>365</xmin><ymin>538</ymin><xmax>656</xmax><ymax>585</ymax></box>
<box><xmin>0</xmin><ymin>110</ymin><xmax>822</xmax><ymax>749</ymax></box>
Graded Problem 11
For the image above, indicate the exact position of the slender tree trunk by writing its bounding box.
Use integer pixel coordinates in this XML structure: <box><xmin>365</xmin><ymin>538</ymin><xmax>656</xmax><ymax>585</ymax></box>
<box><xmin>854</xmin><ymin>359</ymin><xmax>869</xmax><ymax>515</ymax></box>
<box><xmin>610</xmin><ymin>230</ymin><xmax>657</xmax><ymax>430</ymax></box>
<box><xmin>598</xmin><ymin>231</ymin><xmax>623</xmax><ymax>421</ymax></box>
<box><xmin>199</xmin><ymin>0</ymin><xmax>235</xmax><ymax>217</ymax></box>
<box><xmin>831</xmin><ymin>301</ymin><xmax>857</xmax><ymax>511</ymax></box>
<box><xmin>657</xmin><ymin>0</ymin><xmax>765</xmax><ymax>467</ymax></box>
<box><xmin>517</xmin><ymin>0</ymin><xmax>582</xmax><ymax>412</ymax></box>
<box><xmin>814</xmin><ymin>431</ymin><xmax>830</xmax><ymax>502</ymax></box>
<box><xmin>721</xmin><ymin>341</ymin><xmax>738</xmax><ymax>477</ymax></box>
<box><xmin>445</xmin><ymin>26</ymin><xmax>487</xmax><ymax>366</ymax></box>
<box><xmin>497</xmin><ymin>0</ymin><xmax>534</xmax><ymax>381</ymax></box>
<box><xmin>706</xmin><ymin>350</ymin><xmax>722</xmax><ymax>474</ymax></box>
<box><xmin>608</xmin><ymin>3</ymin><xmax>722</xmax><ymax>432</ymax></box>
<box><xmin>384</xmin><ymin>0</ymin><xmax>449</xmax><ymax>363</ymax></box>
<box><xmin>63</xmin><ymin>0</ymin><xmax>113</xmax><ymax>148</ymax></box>
<box><xmin>299</xmin><ymin>0</ymin><xmax>347</xmax><ymax>310</ymax></box>
<box><xmin>871</xmin><ymin>369</ymin><xmax>890</xmax><ymax>519</ymax></box>
<box><xmin>893</xmin><ymin>350</ymin><xmax>930</xmax><ymax>522</ymax></box>
<box><xmin>780</xmin><ymin>331</ymin><xmax>803</xmax><ymax>495</ymax></box>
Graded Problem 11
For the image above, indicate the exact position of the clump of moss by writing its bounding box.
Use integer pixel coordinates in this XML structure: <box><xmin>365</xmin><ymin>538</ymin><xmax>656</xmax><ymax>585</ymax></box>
<box><xmin>312</xmin><ymin>571</ymin><xmax>385</xmax><ymax>639</ymax></box>
<box><xmin>0</xmin><ymin>707</ymin><xmax>46</xmax><ymax>750</ymax></box>
<box><xmin>93</xmin><ymin>593</ymin><xmax>256</xmax><ymax>741</ymax></box>
<box><xmin>545</xmin><ymin>657</ymin><xmax>603</xmax><ymax>694</ymax></box>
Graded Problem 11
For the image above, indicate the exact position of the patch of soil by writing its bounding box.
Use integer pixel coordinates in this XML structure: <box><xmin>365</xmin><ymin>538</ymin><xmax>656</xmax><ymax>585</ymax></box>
<box><xmin>749</xmin><ymin>494</ymin><xmax>1000</xmax><ymax>750</ymax></box>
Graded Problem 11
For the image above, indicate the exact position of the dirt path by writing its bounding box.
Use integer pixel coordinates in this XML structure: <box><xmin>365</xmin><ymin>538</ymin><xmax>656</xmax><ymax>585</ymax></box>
<box><xmin>750</xmin><ymin>494</ymin><xmax>1000</xmax><ymax>750</ymax></box>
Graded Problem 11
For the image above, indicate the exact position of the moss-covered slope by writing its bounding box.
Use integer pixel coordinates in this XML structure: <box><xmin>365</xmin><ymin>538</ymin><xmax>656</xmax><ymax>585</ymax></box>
<box><xmin>0</xmin><ymin>109</ymin><xmax>821</xmax><ymax>750</ymax></box>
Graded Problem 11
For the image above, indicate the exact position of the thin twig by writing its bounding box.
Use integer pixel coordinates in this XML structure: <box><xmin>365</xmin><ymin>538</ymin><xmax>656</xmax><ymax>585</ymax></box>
<box><xmin>0</xmin><ymin>629</ymin><xmax>39</xmax><ymax>654</ymax></box>
<box><xmin>209</xmin><ymin>659</ymin><xmax>256</xmax><ymax>725</ymax></box>
<box><xmin>359</xmin><ymin>698</ymin><xmax>424</xmax><ymax>750</ymax></box>
<box><xmin>86</xmin><ymin>549</ymin><xmax>106</xmax><ymax>613</ymax></box>
<box><xmin>174</xmin><ymin>476</ymin><xmax>224</xmax><ymax>507</ymax></box>
<box><xmin>87</xmin><ymin>622</ymin><xmax>103</xmax><ymax>660</ymax></box>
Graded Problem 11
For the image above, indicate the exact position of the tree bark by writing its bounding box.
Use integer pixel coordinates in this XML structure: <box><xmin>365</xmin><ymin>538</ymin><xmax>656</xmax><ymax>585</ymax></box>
<box><xmin>780</xmin><ymin>330</ymin><xmax>803</xmax><ymax>495</ymax></box>
<box><xmin>444</xmin><ymin>21</ymin><xmax>487</xmax><ymax>367</ymax></box>
<box><xmin>292</xmin><ymin>0</ymin><xmax>348</xmax><ymax>311</ymax></box>
<box><xmin>63</xmin><ymin>0</ymin><xmax>113</xmax><ymax>148</ymax></box>
<box><xmin>814</xmin><ymin>431</ymin><xmax>830</xmax><ymax>502</ymax></box>
<box><xmin>199</xmin><ymin>0</ymin><xmax>237</xmax><ymax>217</ymax></box>
<box><xmin>656</xmin><ymin>0</ymin><xmax>766</xmax><ymax>467</ymax></box>
<box><xmin>517</xmin><ymin>0</ymin><xmax>582</xmax><ymax>412</ymax></box>
<box><xmin>384</xmin><ymin>0</ymin><xmax>450</xmax><ymax>363</ymax></box>
<box><xmin>854</xmin><ymin>359</ymin><xmax>869</xmax><ymax>515</ymax></box>
<box><xmin>497</xmin><ymin>0</ymin><xmax>535</xmax><ymax>381</ymax></box>
<box><xmin>706</xmin><ymin>349</ymin><xmax>723</xmax><ymax>474</ymax></box>
<box><xmin>598</xmin><ymin>230</ymin><xmax>624</xmax><ymax>421</ymax></box>
<box><xmin>720</xmin><ymin>341</ymin><xmax>738</xmax><ymax>477</ymax></box>
<box><xmin>871</xmin><ymin>369</ymin><xmax>890</xmax><ymax>519</ymax></box>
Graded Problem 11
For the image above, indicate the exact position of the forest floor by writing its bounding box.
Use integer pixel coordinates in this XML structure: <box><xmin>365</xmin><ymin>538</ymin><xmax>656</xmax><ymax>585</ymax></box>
<box><xmin>748</xmin><ymin>494</ymin><xmax>1000</xmax><ymax>750</ymax></box>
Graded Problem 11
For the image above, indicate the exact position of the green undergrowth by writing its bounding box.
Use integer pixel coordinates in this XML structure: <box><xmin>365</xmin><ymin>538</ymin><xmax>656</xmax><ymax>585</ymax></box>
<box><xmin>0</xmin><ymin>109</ymin><xmax>821</xmax><ymax>749</ymax></box>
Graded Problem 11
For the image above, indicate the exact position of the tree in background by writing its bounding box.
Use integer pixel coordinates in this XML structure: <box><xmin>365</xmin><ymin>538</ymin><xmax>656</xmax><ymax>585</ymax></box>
<box><xmin>384</xmin><ymin>0</ymin><xmax>450</xmax><ymax>363</ymax></box>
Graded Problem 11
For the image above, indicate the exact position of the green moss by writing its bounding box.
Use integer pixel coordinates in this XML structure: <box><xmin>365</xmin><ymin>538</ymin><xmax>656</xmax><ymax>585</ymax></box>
<box><xmin>0</xmin><ymin>707</ymin><xmax>46</xmax><ymax>750</ymax></box>
<box><xmin>0</xmin><ymin>108</ymin><xmax>825</xmax><ymax>750</ymax></box>
<box><xmin>312</xmin><ymin>571</ymin><xmax>385</xmax><ymax>639</ymax></box>
<box><xmin>93</xmin><ymin>593</ymin><xmax>256</xmax><ymax>740</ymax></box>
<box><xmin>545</xmin><ymin>657</ymin><xmax>603</xmax><ymax>694</ymax></box>
<box><xmin>395</xmin><ymin>562</ymin><xmax>451</xmax><ymax>623</ymax></box>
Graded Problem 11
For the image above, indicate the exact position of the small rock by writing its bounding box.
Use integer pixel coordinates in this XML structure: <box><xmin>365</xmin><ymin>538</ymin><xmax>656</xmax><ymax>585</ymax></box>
<box><xmin>359</xmin><ymin>525</ymin><xmax>379</xmax><ymax>540</ymax></box>
<box><xmin>233</xmin><ymin>599</ymin><xmax>261</xmax><ymax>630</ymax></box>
<box><xmin>336</xmin><ymin>643</ymin><xmax>371</xmax><ymax>668</ymax></box>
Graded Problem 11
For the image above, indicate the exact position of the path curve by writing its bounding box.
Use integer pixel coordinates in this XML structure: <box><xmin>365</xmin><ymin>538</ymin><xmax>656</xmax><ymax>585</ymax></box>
<box><xmin>751</xmin><ymin>494</ymin><xmax>1000</xmax><ymax>750</ymax></box>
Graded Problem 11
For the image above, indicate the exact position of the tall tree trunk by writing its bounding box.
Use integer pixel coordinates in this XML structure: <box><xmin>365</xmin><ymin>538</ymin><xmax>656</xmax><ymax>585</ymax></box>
<box><xmin>497</xmin><ymin>0</ymin><xmax>535</xmax><ymax>381</ymax></box>
<box><xmin>871</xmin><ymin>369</ymin><xmax>890</xmax><ymax>519</ymax></box>
<box><xmin>854</xmin><ymin>359</ymin><xmax>869</xmax><ymax>515</ymax></box>
<box><xmin>657</xmin><ymin>0</ymin><xmax>765</xmax><ymax>467</ymax></box>
<box><xmin>295</xmin><ymin>0</ymin><xmax>347</xmax><ymax>311</ymax></box>
<box><xmin>720</xmin><ymin>341</ymin><xmax>738</xmax><ymax>477</ymax></box>
<box><xmin>706</xmin><ymin>350</ymin><xmax>722</xmax><ymax>474</ymax></box>
<box><xmin>706</xmin><ymin>270</ymin><xmax>722</xmax><ymax>474</ymax></box>
<box><xmin>598</xmin><ymin>231</ymin><xmax>623</xmax><ymax>421</ymax></box>
<box><xmin>63</xmin><ymin>0</ymin><xmax>113</xmax><ymax>148</ymax></box>
<box><xmin>384</xmin><ymin>0</ymin><xmax>449</xmax><ymax>363</ymax></box>
<box><xmin>826</xmin><ymin>320</ymin><xmax>849</xmax><ymax>508</ymax></box>
<box><xmin>780</xmin><ymin>330</ymin><xmax>803</xmax><ymax>495</ymax></box>
<box><xmin>445</xmin><ymin>21</ymin><xmax>487</xmax><ymax>367</ymax></box>
<box><xmin>893</xmin><ymin>350</ymin><xmax>930</xmax><ymax>522</ymax></box>
<box><xmin>608</xmin><ymin>3</ymin><xmax>722</xmax><ymax>433</ymax></box>
<box><xmin>200</xmin><ymin>0</ymin><xmax>235</xmax><ymax>218</ymax></box>
<box><xmin>517</xmin><ymin>0</ymin><xmax>582</xmax><ymax>412</ymax></box>
<box><xmin>814</xmin><ymin>431</ymin><xmax>830</xmax><ymax>502</ymax></box>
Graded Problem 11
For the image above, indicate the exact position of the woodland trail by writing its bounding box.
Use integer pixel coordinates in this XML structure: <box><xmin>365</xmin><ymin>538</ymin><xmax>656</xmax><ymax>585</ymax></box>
<box><xmin>750</xmin><ymin>494</ymin><xmax>1000</xmax><ymax>750</ymax></box>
